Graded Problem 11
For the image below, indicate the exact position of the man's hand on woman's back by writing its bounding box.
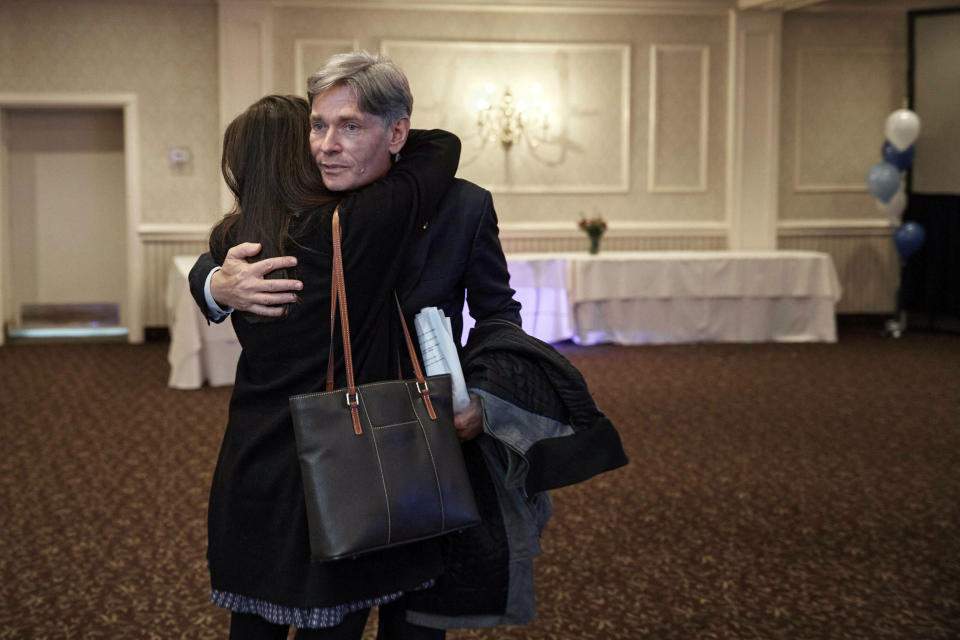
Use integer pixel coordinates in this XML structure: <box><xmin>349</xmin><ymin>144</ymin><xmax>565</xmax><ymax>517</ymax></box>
<box><xmin>211</xmin><ymin>243</ymin><xmax>302</xmax><ymax>317</ymax></box>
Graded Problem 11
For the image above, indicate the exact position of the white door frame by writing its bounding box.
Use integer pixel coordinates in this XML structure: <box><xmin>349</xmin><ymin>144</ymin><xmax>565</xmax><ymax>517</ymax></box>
<box><xmin>0</xmin><ymin>93</ymin><xmax>142</xmax><ymax>344</ymax></box>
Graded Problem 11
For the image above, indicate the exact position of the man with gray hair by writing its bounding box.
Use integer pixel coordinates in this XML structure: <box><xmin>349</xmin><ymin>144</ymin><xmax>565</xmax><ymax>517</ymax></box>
<box><xmin>191</xmin><ymin>50</ymin><xmax>519</xmax><ymax>433</ymax></box>
<box><xmin>304</xmin><ymin>51</ymin><xmax>415</xmax><ymax>192</ymax></box>
<box><xmin>188</xmin><ymin>51</ymin><xmax>521</xmax><ymax>637</ymax></box>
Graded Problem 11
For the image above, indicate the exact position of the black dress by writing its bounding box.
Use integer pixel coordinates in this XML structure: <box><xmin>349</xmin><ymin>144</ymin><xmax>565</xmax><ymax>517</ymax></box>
<box><xmin>206</xmin><ymin>130</ymin><xmax>461</xmax><ymax>610</ymax></box>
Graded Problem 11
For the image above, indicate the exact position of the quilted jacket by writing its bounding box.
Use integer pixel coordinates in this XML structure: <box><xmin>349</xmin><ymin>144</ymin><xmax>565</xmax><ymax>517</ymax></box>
<box><xmin>405</xmin><ymin>319</ymin><xmax>629</xmax><ymax>628</ymax></box>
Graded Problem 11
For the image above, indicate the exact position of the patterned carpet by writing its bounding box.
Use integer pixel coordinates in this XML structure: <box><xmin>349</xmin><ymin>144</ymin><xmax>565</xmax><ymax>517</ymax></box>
<box><xmin>1</xmin><ymin>325</ymin><xmax>958</xmax><ymax>639</ymax></box>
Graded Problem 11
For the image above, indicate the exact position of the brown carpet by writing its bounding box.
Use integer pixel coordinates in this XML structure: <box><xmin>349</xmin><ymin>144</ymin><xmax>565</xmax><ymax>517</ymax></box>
<box><xmin>1</xmin><ymin>325</ymin><xmax>958</xmax><ymax>639</ymax></box>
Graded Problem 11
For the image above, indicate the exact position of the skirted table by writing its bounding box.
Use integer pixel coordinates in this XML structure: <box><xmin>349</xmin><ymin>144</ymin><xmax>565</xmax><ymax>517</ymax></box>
<box><xmin>463</xmin><ymin>250</ymin><xmax>842</xmax><ymax>345</ymax></box>
<box><xmin>168</xmin><ymin>250</ymin><xmax>843</xmax><ymax>388</ymax></box>
<box><xmin>166</xmin><ymin>255</ymin><xmax>241</xmax><ymax>389</ymax></box>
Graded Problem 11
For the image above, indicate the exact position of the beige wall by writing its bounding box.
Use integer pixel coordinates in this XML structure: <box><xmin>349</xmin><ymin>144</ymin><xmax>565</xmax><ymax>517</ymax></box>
<box><xmin>1</xmin><ymin>0</ymin><xmax>925</xmax><ymax>325</ymax></box>
<box><xmin>0</xmin><ymin>0</ymin><xmax>221</xmax><ymax>226</ymax></box>
<box><xmin>272</xmin><ymin>5</ymin><xmax>729</xmax><ymax>227</ymax></box>
<box><xmin>778</xmin><ymin>9</ymin><xmax>906</xmax><ymax>313</ymax></box>
<box><xmin>779</xmin><ymin>10</ymin><xmax>906</xmax><ymax>222</ymax></box>
<box><xmin>0</xmin><ymin>0</ymin><xmax>220</xmax><ymax>330</ymax></box>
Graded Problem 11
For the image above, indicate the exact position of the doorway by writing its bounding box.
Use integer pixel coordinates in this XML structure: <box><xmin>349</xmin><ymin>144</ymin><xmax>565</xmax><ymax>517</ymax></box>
<box><xmin>4</xmin><ymin>107</ymin><xmax>127</xmax><ymax>339</ymax></box>
<box><xmin>0</xmin><ymin>94</ymin><xmax>142</xmax><ymax>345</ymax></box>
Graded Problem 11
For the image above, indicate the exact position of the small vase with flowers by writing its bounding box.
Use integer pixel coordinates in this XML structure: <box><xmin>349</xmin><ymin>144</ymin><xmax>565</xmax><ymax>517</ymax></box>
<box><xmin>578</xmin><ymin>215</ymin><xmax>607</xmax><ymax>254</ymax></box>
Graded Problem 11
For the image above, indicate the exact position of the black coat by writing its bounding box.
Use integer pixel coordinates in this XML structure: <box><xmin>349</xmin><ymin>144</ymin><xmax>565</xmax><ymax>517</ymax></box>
<box><xmin>201</xmin><ymin>130</ymin><xmax>461</xmax><ymax>608</ymax></box>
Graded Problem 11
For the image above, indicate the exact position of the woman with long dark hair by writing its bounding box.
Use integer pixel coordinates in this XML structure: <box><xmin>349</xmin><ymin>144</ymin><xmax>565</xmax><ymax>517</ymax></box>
<box><xmin>210</xmin><ymin>95</ymin><xmax>333</xmax><ymax>322</ymax></box>
<box><xmin>211</xmin><ymin>95</ymin><xmax>332</xmax><ymax>307</ymax></box>
<box><xmin>205</xmin><ymin>94</ymin><xmax>460</xmax><ymax>639</ymax></box>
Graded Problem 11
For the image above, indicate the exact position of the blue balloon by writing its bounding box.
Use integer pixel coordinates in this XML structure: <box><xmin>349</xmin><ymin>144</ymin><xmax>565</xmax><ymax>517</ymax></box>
<box><xmin>882</xmin><ymin>141</ymin><xmax>915</xmax><ymax>171</ymax></box>
<box><xmin>866</xmin><ymin>162</ymin><xmax>901</xmax><ymax>203</ymax></box>
<box><xmin>893</xmin><ymin>221</ymin><xmax>925</xmax><ymax>259</ymax></box>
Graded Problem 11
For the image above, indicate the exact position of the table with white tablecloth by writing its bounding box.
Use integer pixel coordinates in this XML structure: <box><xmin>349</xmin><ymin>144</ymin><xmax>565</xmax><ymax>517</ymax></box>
<box><xmin>463</xmin><ymin>250</ymin><xmax>842</xmax><ymax>345</ymax></box>
<box><xmin>166</xmin><ymin>255</ymin><xmax>241</xmax><ymax>389</ymax></box>
<box><xmin>495</xmin><ymin>255</ymin><xmax>573</xmax><ymax>343</ymax></box>
<box><xmin>169</xmin><ymin>250</ymin><xmax>842</xmax><ymax>388</ymax></box>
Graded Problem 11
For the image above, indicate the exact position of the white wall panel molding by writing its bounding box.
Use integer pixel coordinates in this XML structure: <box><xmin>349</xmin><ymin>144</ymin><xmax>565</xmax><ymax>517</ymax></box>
<box><xmin>648</xmin><ymin>44</ymin><xmax>710</xmax><ymax>194</ymax></box>
<box><xmin>0</xmin><ymin>93</ymin><xmax>139</xmax><ymax>108</ymax></box>
<box><xmin>500</xmin><ymin>220</ymin><xmax>728</xmax><ymax>239</ymax></box>
<box><xmin>778</xmin><ymin>227</ymin><xmax>898</xmax><ymax>313</ymax></box>
<box><xmin>139</xmin><ymin>224</ymin><xmax>212</xmax><ymax>327</ymax></box>
<box><xmin>726</xmin><ymin>9</ymin><xmax>781</xmax><ymax>250</ymax></box>
<box><xmin>382</xmin><ymin>40</ymin><xmax>630</xmax><ymax>194</ymax></box>
<box><xmin>778</xmin><ymin>219</ymin><xmax>893</xmax><ymax>237</ymax></box>
<box><xmin>799</xmin><ymin>0</ymin><xmax>957</xmax><ymax>13</ymax></box>
<box><xmin>219</xmin><ymin>1</ymin><xmax>273</xmax><ymax>211</ymax></box>
<box><xmin>142</xmin><ymin>238</ymin><xmax>211</xmax><ymax>327</ymax></box>
<box><xmin>792</xmin><ymin>47</ymin><xmax>905</xmax><ymax>194</ymax></box>
<box><xmin>271</xmin><ymin>0</ymin><xmax>732</xmax><ymax>16</ymax></box>
<box><xmin>725</xmin><ymin>11</ymin><xmax>738</xmax><ymax>248</ymax></box>
<box><xmin>499</xmin><ymin>223</ymin><xmax>727</xmax><ymax>253</ymax></box>
<box><xmin>139</xmin><ymin>223</ymin><xmax>214</xmax><ymax>243</ymax></box>
<box><xmin>294</xmin><ymin>38</ymin><xmax>360</xmax><ymax>95</ymax></box>
<box><xmin>219</xmin><ymin>3</ymin><xmax>273</xmax><ymax>119</ymax></box>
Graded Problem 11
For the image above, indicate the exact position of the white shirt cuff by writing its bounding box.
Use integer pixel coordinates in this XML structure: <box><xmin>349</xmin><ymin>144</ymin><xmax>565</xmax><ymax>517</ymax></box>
<box><xmin>204</xmin><ymin>266</ymin><xmax>233</xmax><ymax>321</ymax></box>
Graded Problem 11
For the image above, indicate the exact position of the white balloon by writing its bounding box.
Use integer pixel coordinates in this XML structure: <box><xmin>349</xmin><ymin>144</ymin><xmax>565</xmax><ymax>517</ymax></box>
<box><xmin>885</xmin><ymin>109</ymin><xmax>921</xmax><ymax>151</ymax></box>
<box><xmin>876</xmin><ymin>186</ymin><xmax>908</xmax><ymax>226</ymax></box>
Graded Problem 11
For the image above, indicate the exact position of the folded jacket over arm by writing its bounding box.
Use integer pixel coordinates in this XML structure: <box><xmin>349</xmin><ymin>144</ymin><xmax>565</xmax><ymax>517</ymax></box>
<box><xmin>462</xmin><ymin>319</ymin><xmax>629</xmax><ymax>494</ymax></box>
<box><xmin>405</xmin><ymin>319</ymin><xmax>628</xmax><ymax>628</ymax></box>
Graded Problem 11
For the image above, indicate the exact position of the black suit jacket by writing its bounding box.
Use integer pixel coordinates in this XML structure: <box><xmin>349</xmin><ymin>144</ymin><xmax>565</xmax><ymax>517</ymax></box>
<box><xmin>189</xmin><ymin>178</ymin><xmax>521</xmax><ymax>346</ymax></box>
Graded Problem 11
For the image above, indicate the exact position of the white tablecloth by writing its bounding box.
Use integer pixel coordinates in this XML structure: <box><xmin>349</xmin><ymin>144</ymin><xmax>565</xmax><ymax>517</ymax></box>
<box><xmin>497</xmin><ymin>255</ymin><xmax>573</xmax><ymax>343</ymax></box>
<box><xmin>166</xmin><ymin>256</ymin><xmax>241</xmax><ymax>389</ymax></box>
<box><xmin>465</xmin><ymin>250</ymin><xmax>842</xmax><ymax>345</ymax></box>
<box><xmin>169</xmin><ymin>250</ymin><xmax>842</xmax><ymax>388</ymax></box>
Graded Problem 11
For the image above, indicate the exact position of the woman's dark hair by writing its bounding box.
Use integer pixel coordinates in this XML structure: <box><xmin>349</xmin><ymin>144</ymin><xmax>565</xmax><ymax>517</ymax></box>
<box><xmin>210</xmin><ymin>95</ymin><xmax>333</xmax><ymax>318</ymax></box>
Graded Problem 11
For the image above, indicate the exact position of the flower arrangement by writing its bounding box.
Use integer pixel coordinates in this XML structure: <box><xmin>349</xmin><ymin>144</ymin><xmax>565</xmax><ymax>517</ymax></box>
<box><xmin>578</xmin><ymin>214</ymin><xmax>607</xmax><ymax>254</ymax></box>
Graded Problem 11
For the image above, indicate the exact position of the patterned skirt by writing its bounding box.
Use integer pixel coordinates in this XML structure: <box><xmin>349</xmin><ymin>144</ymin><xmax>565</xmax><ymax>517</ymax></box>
<box><xmin>210</xmin><ymin>580</ymin><xmax>435</xmax><ymax>629</ymax></box>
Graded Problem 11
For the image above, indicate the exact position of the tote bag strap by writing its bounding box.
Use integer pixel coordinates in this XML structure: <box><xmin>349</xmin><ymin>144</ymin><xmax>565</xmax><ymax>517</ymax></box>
<box><xmin>324</xmin><ymin>208</ymin><xmax>438</xmax><ymax>435</ymax></box>
<box><xmin>393</xmin><ymin>292</ymin><xmax>438</xmax><ymax>420</ymax></box>
<box><xmin>325</xmin><ymin>207</ymin><xmax>339</xmax><ymax>392</ymax></box>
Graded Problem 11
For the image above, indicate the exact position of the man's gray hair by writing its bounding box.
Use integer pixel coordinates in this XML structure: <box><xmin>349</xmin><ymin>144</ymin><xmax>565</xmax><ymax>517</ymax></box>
<box><xmin>306</xmin><ymin>51</ymin><xmax>413</xmax><ymax>125</ymax></box>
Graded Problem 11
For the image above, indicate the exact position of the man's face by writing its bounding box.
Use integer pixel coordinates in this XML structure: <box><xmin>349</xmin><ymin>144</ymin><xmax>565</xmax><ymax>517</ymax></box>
<box><xmin>309</xmin><ymin>84</ymin><xmax>407</xmax><ymax>192</ymax></box>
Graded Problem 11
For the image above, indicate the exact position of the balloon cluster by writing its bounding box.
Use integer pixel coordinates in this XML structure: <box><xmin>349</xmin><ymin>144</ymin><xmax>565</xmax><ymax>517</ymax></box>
<box><xmin>867</xmin><ymin>109</ymin><xmax>925</xmax><ymax>259</ymax></box>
